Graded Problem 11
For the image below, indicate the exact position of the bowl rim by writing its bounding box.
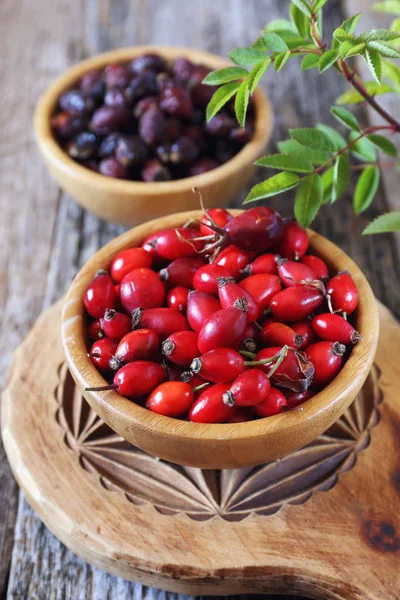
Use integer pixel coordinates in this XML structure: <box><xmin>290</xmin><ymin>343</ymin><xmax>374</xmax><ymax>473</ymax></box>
<box><xmin>62</xmin><ymin>210</ymin><xmax>379</xmax><ymax>444</ymax></box>
<box><xmin>33</xmin><ymin>45</ymin><xmax>273</xmax><ymax>195</ymax></box>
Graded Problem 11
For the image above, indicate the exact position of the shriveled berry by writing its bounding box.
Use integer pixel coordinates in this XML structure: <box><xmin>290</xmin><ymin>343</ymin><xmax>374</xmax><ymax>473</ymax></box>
<box><xmin>172</xmin><ymin>57</ymin><xmax>193</xmax><ymax>83</ymax></box>
<box><xmin>326</xmin><ymin>272</ymin><xmax>359</xmax><ymax>315</ymax></box>
<box><xmin>189</xmin><ymin>383</ymin><xmax>235</xmax><ymax>423</ymax></box>
<box><xmin>312</xmin><ymin>313</ymin><xmax>362</xmax><ymax>344</ymax></box>
<box><xmin>110</xmin><ymin>247</ymin><xmax>152</xmax><ymax>283</ymax></box>
<box><xmin>89</xmin><ymin>106</ymin><xmax>130</xmax><ymax>135</ymax></box>
<box><xmin>59</xmin><ymin>89</ymin><xmax>94</xmax><ymax>114</ymax></box>
<box><xmin>133</xmin><ymin>96</ymin><xmax>158</xmax><ymax>119</ymax></box>
<box><xmin>116</xmin><ymin>135</ymin><xmax>148</xmax><ymax>166</ymax></box>
<box><xmin>120</xmin><ymin>267</ymin><xmax>165</xmax><ymax>312</ymax></box>
<box><xmin>160</xmin><ymin>86</ymin><xmax>193</xmax><ymax>119</ymax></box>
<box><xmin>160</xmin><ymin>257</ymin><xmax>204</xmax><ymax>288</ymax></box>
<box><xmin>252</xmin><ymin>387</ymin><xmax>287</xmax><ymax>417</ymax></box>
<box><xmin>146</xmin><ymin>382</ymin><xmax>194</xmax><ymax>417</ymax></box>
<box><xmin>170</xmin><ymin>136</ymin><xmax>199</xmax><ymax>164</ymax></box>
<box><xmin>239</xmin><ymin>274</ymin><xmax>282</xmax><ymax>315</ymax></box>
<box><xmin>67</xmin><ymin>131</ymin><xmax>98</xmax><ymax>160</ymax></box>
<box><xmin>229</xmin><ymin>123</ymin><xmax>254</xmax><ymax>145</ymax></box>
<box><xmin>115</xmin><ymin>329</ymin><xmax>159</xmax><ymax>363</ymax></box>
<box><xmin>190</xmin><ymin>348</ymin><xmax>244</xmax><ymax>383</ymax></box>
<box><xmin>131</xmin><ymin>54</ymin><xmax>166</xmax><ymax>74</ymax></box>
<box><xmin>306</xmin><ymin>341</ymin><xmax>346</xmax><ymax>388</ymax></box>
<box><xmin>189</xmin><ymin>66</ymin><xmax>216</xmax><ymax>106</ymax></box>
<box><xmin>193</xmin><ymin>263</ymin><xmax>233</xmax><ymax>296</ymax></box>
<box><xmin>270</xmin><ymin>286</ymin><xmax>324</xmax><ymax>322</ymax></box>
<box><xmin>205</xmin><ymin>112</ymin><xmax>236</xmax><ymax>137</ymax></box>
<box><xmin>167</xmin><ymin>286</ymin><xmax>189</xmax><ymax>312</ymax></box>
<box><xmin>277</xmin><ymin>221</ymin><xmax>309</xmax><ymax>260</ymax></box>
<box><xmin>104</xmin><ymin>64</ymin><xmax>131</xmax><ymax>88</ymax></box>
<box><xmin>98</xmin><ymin>132</ymin><xmax>120</xmax><ymax>157</ymax></box>
<box><xmin>141</xmin><ymin>159</ymin><xmax>171</xmax><ymax>182</ymax></box>
<box><xmin>84</xmin><ymin>270</ymin><xmax>117</xmax><ymax>318</ymax></box>
<box><xmin>162</xmin><ymin>330</ymin><xmax>199</xmax><ymax>367</ymax></box>
<box><xmin>139</xmin><ymin>105</ymin><xmax>166</xmax><ymax>146</ymax></box>
<box><xmin>183</xmin><ymin>124</ymin><xmax>207</xmax><ymax>150</ymax></box>
<box><xmin>89</xmin><ymin>338</ymin><xmax>118</xmax><ymax>373</ymax></box>
<box><xmin>104</xmin><ymin>87</ymin><xmax>130</xmax><ymax>108</ymax></box>
<box><xmin>164</xmin><ymin>119</ymin><xmax>182</xmax><ymax>142</ymax></box>
<box><xmin>197</xmin><ymin>306</ymin><xmax>248</xmax><ymax>354</ymax></box>
<box><xmin>223</xmin><ymin>369</ymin><xmax>270</xmax><ymax>407</ymax></box>
<box><xmin>241</xmin><ymin>323</ymin><xmax>259</xmax><ymax>353</ymax></box>
<box><xmin>134</xmin><ymin>307</ymin><xmax>189</xmax><ymax>340</ymax></box>
<box><xmin>99</xmin><ymin>157</ymin><xmax>128</xmax><ymax>179</ymax></box>
<box><xmin>189</xmin><ymin>158</ymin><xmax>220</xmax><ymax>176</ymax></box>
<box><xmin>80</xmin><ymin>69</ymin><xmax>105</xmax><ymax>100</ymax></box>
<box><xmin>126</xmin><ymin>71</ymin><xmax>159</xmax><ymax>102</ymax></box>
<box><xmin>255</xmin><ymin>346</ymin><xmax>314</xmax><ymax>392</ymax></box>
<box><xmin>51</xmin><ymin>112</ymin><xmax>87</xmax><ymax>139</ymax></box>
<box><xmin>200</xmin><ymin>208</ymin><xmax>233</xmax><ymax>237</ymax></box>
<box><xmin>300</xmin><ymin>255</ymin><xmax>329</xmax><ymax>280</ymax></box>
<box><xmin>101</xmin><ymin>309</ymin><xmax>131</xmax><ymax>341</ymax></box>
<box><xmin>187</xmin><ymin>291</ymin><xmax>221</xmax><ymax>332</ymax></box>
<box><xmin>155</xmin><ymin>143</ymin><xmax>171</xmax><ymax>163</ymax></box>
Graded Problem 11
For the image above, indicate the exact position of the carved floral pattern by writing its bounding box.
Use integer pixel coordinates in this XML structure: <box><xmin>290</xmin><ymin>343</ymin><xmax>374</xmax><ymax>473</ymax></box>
<box><xmin>56</xmin><ymin>363</ymin><xmax>382</xmax><ymax>521</ymax></box>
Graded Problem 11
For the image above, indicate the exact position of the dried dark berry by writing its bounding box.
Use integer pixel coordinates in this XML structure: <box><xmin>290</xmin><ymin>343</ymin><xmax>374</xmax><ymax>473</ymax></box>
<box><xmin>170</xmin><ymin>136</ymin><xmax>199</xmax><ymax>165</ymax></box>
<box><xmin>160</xmin><ymin>86</ymin><xmax>193</xmax><ymax>119</ymax></box>
<box><xmin>51</xmin><ymin>112</ymin><xmax>88</xmax><ymax>139</ymax></box>
<box><xmin>172</xmin><ymin>57</ymin><xmax>193</xmax><ymax>83</ymax></box>
<box><xmin>141</xmin><ymin>158</ymin><xmax>171</xmax><ymax>182</ymax></box>
<box><xmin>99</xmin><ymin>157</ymin><xmax>128</xmax><ymax>179</ymax></box>
<box><xmin>98</xmin><ymin>132</ymin><xmax>121</xmax><ymax>157</ymax></box>
<box><xmin>126</xmin><ymin>71</ymin><xmax>158</xmax><ymax>103</ymax></box>
<box><xmin>67</xmin><ymin>131</ymin><xmax>98</xmax><ymax>160</ymax></box>
<box><xmin>104</xmin><ymin>64</ymin><xmax>131</xmax><ymax>88</ymax></box>
<box><xmin>215</xmin><ymin>140</ymin><xmax>235</xmax><ymax>162</ymax></box>
<box><xmin>164</xmin><ymin>119</ymin><xmax>182</xmax><ymax>142</ymax></box>
<box><xmin>89</xmin><ymin>106</ymin><xmax>130</xmax><ymax>135</ymax></box>
<box><xmin>115</xmin><ymin>135</ymin><xmax>148</xmax><ymax>166</ymax></box>
<box><xmin>104</xmin><ymin>87</ymin><xmax>131</xmax><ymax>108</ymax></box>
<box><xmin>190</xmin><ymin>108</ymin><xmax>204</xmax><ymax>124</ymax></box>
<box><xmin>155</xmin><ymin>143</ymin><xmax>171</xmax><ymax>163</ymax></box>
<box><xmin>131</xmin><ymin>53</ymin><xmax>166</xmax><ymax>74</ymax></box>
<box><xmin>189</xmin><ymin>157</ymin><xmax>220</xmax><ymax>176</ymax></box>
<box><xmin>133</xmin><ymin>96</ymin><xmax>158</xmax><ymax>119</ymax></box>
<box><xmin>184</xmin><ymin>124</ymin><xmax>207</xmax><ymax>150</ymax></box>
<box><xmin>229</xmin><ymin>123</ymin><xmax>254</xmax><ymax>145</ymax></box>
<box><xmin>59</xmin><ymin>89</ymin><xmax>94</xmax><ymax>114</ymax></box>
<box><xmin>81</xmin><ymin>159</ymin><xmax>99</xmax><ymax>172</ymax></box>
<box><xmin>205</xmin><ymin>112</ymin><xmax>236</xmax><ymax>137</ymax></box>
<box><xmin>188</xmin><ymin>64</ymin><xmax>211</xmax><ymax>87</ymax></box>
<box><xmin>139</xmin><ymin>105</ymin><xmax>166</xmax><ymax>146</ymax></box>
<box><xmin>188</xmin><ymin>65</ymin><xmax>215</xmax><ymax>107</ymax></box>
<box><xmin>80</xmin><ymin>69</ymin><xmax>105</xmax><ymax>101</ymax></box>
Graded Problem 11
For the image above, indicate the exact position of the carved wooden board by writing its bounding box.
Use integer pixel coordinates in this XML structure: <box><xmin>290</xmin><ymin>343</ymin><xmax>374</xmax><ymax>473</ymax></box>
<box><xmin>2</xmin><ymin>299</ymin><xmax>400</xmax><ymax>598</ymax></box>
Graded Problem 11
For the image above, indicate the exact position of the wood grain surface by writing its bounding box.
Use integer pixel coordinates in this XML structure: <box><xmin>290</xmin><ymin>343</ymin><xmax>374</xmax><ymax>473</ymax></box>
<box><xmin>1</xmin><ymin>0</ymin><xmax>399</xmax><ymax>598</ymax></box>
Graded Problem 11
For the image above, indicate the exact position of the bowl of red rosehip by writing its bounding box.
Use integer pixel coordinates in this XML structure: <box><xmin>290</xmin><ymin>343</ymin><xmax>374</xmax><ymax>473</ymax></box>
<box><xmin>62</xmin><ymin>207</ymin><xmax>379</xmax><ymax>469</ymax></box>
<box><xmin>34</xmin><ymin>46</ymin><xmax>272</xmax><ymax>226</ymax></box>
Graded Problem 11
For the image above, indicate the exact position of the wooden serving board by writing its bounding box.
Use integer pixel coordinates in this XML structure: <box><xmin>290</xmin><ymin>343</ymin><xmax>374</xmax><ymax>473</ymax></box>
<box><xmin>2</xmin><ymin>299</ymin><xmax>399</xmax><ymax>598</ymax></box>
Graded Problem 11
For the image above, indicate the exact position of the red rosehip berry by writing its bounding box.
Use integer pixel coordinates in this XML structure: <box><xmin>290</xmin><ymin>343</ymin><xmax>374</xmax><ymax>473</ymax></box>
<box><xmin>270</xmin><ymin>286</ymin><xmax>324</xmax><ymax>322</ymax></box>
<box><xmin>145</xmin><ymin>382</ymin><xmax>194</xmax><ymax>417</ymax></box>
<box><xmin>241</xmin><ymin>323</ymin><xmax>260</xmax><ymax>353</ymax></box>
<box><xmin>86</xmin><ymin>361</ymin><xmax>165</xmax><ymax>398</ymax></box>
<box><xmin>252</xmin><ymin>387</ymin><xmax>287</xmax><ymax>417</ymax></box>
<box><xmin>159</xmin><ymin>256</ymin><xmax>204</xmax><ymax>288</ymax></box>
<box><xmin>166</xmin><ymin>286</ymin><xmax>189</xmax><ymax>312</ymax></box>
<box><xmin>189</xmin><ymin>383</ymin><xmax>236</xmax><ymax>423</ymax></box>
<box><xmin>276</xmin><ymin>221</ymin><xmax>309</xmax><ymax>260</ymax></box>
<box><xmin>101</xmin><ymin>309</ymin><xmax>131</xmax><ymax>341</ymax></box>
<box><xmin>224</xmin><ymin>207</ymin><xmax>283</xmax><ymax>253</ymax></box>
<box><xmin>215</xmin><ymin>245</ymin><xmax>253</xmax><ymax>280</ymax></box>
<box><xmin>306</xmin><ymin>341</ymin><xmax>346</xmax><ymax>388</ymax></box>
<box><xmin>199</xmin><ymin>208</ymin><xmax>233</xmax><ymax>237</ymax></box>
<box><xmin>186</xmin><ymin>291</ymin><xmax>221</xmax><ymax>332</ymax></box>
<box><xmin>223</xmin><ymin>369</ymin><xmax>270</xmax><ymax>407</ymax></box>
<box><xmin>155</xmin><ymin>228</ymin><xmax>204</xmax><ymax>261</ymax></box>
<box><xmin>133</xmin><ymin>307</ymin><xmax>189</xmax><ymax>340</ymax></box>
<box><xmin>244</xmin><ymin>253</ymin><xmax>278</xmax><ymax>276</ymax></box>
<box><xmin>286</xmin><ymin>389</ymin><xmax>314</xmax><ymax>409</ymax></box>
<box><xmin>162</xmin><ymin>330</ymin><xmax>199</xmax><ymax>367</ymax></box>
<box><xmin>312</xmin><ymin>313</ymin><xmax>362</xmax><ymax>344</ymax></box>
<box><xmin>190</xmin><ymin>347</ymin><xmax>244</xmax><ymax>383</ymax></box>
<box><xmin>255</xmin><ymin>346</ymin><xmax>314</xmax><ymax>391</ymax></box>
<box><xmin>110</xmin><ymin>248</ymin><xmax>152</xmax><ymax>283</ymax></box>
<box><xmin>88</xmin><ymin>319</ymin><xmax>104</xmax><ymax>341</ymax></box>
<box><xmin>277</xmin><ymin>258</ymin><xmax>317</xmax><ymax>288</ymax></box>
<box><xmin>260</xmin><ymin>320</ymin><xmax>303</xmax><ymax>349</ymax></box>
<box><xmin>291</xmin><ymin>319</ymin><xmax>316</xmax><ymax>349</ymax></box>
<box><xmin>119</xmin><ymin>267</ymin><xmax>165</xmax><ymax>313</ymax></box>
<box><xmin>197</xmin><ymin>305</ymin><xmax>248</xmax><ymax>354</ymax></box>
<box><xmin>193</xmin><ymin>264</ymin><xmax>233</xmax><ymax>296</ymax></box>
<box><xmin>218</xmin><ymin>278</ymin><xmax>259</xmax><ymax>323</ymax></box>
<box><xmin>84</xmin><ymin>270</ymin><xmax>117</xmax><ymax>318</ymax></box>
<box><xmin>89</xmin><ymin>338</ymin><xmax>119</xmax><ymax>373</ymax></box>
<box><xmin>115</xmin><ymin>329</ymin><xmax>160</xmax><ymax>364</ymax></box>
<box><xmin>239</xmin><ymin>273</ymin><xmax>282</xmax><ymax>315</ymax></box>
<box><xmin>300</xmin><ymin>255</ymin><xmax>329</xmax><ymax>280</ymax></box>
<box><xmin>326</xmin><ymin>272</ymin><xmax>359</xmax><ymax>315</ymax></box>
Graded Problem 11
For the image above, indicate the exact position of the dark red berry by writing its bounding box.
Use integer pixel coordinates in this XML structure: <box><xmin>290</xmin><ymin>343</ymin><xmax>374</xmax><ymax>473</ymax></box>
<box><xmin>131</xmin><ymin>54</ymin><xmax>166</xmax><ymax>74</ymax></box>
<box><xmin>286</xmin><ymin>389</ymin><xmax>314</xmax><ymax>409</ymax></box>
<box><xmin>160</xmin><ymin>85</ymin><xmax>193</xmax><ymax>119</ymax></box>
<box><xmin>141</xmin><ymin>159</ymin><xmax>171</xmax><ymax>182</ymax></box>
<box><xmin>84</xmin><ymin>270</ymin><xmax>117</xmax><ymax>318</ymax></box>
<box><xmin>88</xmin><ymin>319</ymin><xmax>104</xmax><ymax>341</ymax></box>
<box><xmin>126</xmin><ymin>71</ymin><xmax>159</xmax><ymax>102</ymax></box>
<box><xmin>67</xmin><ymin>132</ymin><xmax>98</xmax><ymax>160</ymax></box>
<box><xmin>255</xmin><ymin>346</ymin><xmax>314</xmax><ymax>392</ymax></box>
<box><xmin>104</xmin><ymin>64</ymin><xmax>131</xmax><ymax>88</ymax></box>
<box><xmin>159</xmin><ymin>257</ymin><xmax>204</xmax><ymax>288</ymax></box>
<box><xmin>80</xmin><ymin>69</ymin><xmax>105</xmax><ymax>100</ymax></box>
<box><xmin>229</xmin><ymin>123</ymin><xmax>254</xmax><ymax>145</ymax></box>
<box><xmin>224</xmin><ymin>207</ymin><xmax>283</xmax><ymax>253</ymax></box>
<box><xmin>277</xmin><ymin>221</ymin><xmax>309</xmax><ymax>260</ymax></box>
<box><xmin>199</xmin><ymin>208</ymin><xmax>233</xmax><ymax>237</ymax></box>
<box><xmin>172</xmin><ymin>57</ymin><xmax>193</xmax><ymax>83</ymax></box>
<box><xmin>104</xmin><ymin>87</ymin><xmax>131</xmax><ymax>108</ymax></box>
<box><xmin>89</xmin><ymin>106</ymin><xmax>130</xmax><ymax>135</ymax></box>
<box><xmin>115</xmin><ymin>136</ymin><xmax>149</xmax><ymax>166</ymax></box>
<box><xmin>169</xmin><ymin>136</ymin><xmax>199</xmax><ymax>164</ymax></box>
<box><xmin>133</xmin><ymin>96</ymin><xmax>158</xmax><ymax>119</ymax></box>
<box><xmin>312</xmin><ymin>313</ymin><xmax>362</xmax><ymax>344</ymax></box>
<box><xmin>89</xmin><ymin>338</ymin><xmax>118</xmax><ymax>373</ymax></box>
<box><xmin>119</xmin><ymin>267</ymin><xmax>165</xmax><ymax>312</ymax></box>
<box><xmin>139</xmin><ymin>105</ymin><xmax>166</xmax><ymax>146</ymax></box>
<box><xmin>189</xmin><ymin>158</ymin><xmax>220</xmax><ymax>176</ymax></box>
<box><xmin>59</xmin><ymin>89</ymin><xmax>94</xmax><ymax>114</ymax></box>
<box><xmin>164</xmin><ymin>118</ymin><xmax>183</xmax><ymax>142</ymax></box>
<box><xmin>205</xmin><ymin>112</ymin><xmax>236</xmax><ymax>137</ymax></box>
<box><xmin>306</xmin><ymin>341</ymin><xmax>346</xmax><ymax>388</ymax></box>
<box><xmin>99</xmin><ymin>157</ymin><xmax>128</xmax><ymax>179</ymax></box>
<box><xmin>146</xmin><ymin>382</ymin><xmax>194</xmax><ymax>417</ymax></box>
<box><xmin>98</xmin><ymin>132</ymin><xmax>121</xmax><ymax>157</ymax></box>
<box><xmin>51</xmin><ymin>112</ymin><xmax>87</xmax><ymax>139</ymax></box>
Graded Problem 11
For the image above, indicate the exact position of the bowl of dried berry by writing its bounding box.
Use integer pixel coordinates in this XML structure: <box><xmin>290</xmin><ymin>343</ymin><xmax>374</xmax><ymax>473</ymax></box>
<box><xmin>34</xmin><ymin>46</ymin><xmax>272</xmax><ymax>226</ymax></box>
<box><xmin>62</xmin><ymin>207</ymin><xmax>379</xmax><ymax>469</ymax></box>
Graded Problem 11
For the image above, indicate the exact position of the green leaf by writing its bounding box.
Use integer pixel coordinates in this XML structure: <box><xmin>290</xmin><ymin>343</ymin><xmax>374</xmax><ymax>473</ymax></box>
<box><xmin>358</xmin><ymin>28</ymin><xmax>400</xmax><ymax>42</ymax></box>
<box><xmin>382</xmin><ymin>59</ymin><xmax>400</xmax><ymax>93</ymax></box>
<box><xmin>339</xmin><ymin>40</ymin><xmax>357</xmax><ymax>58</ymax></box>
<box><xmin>330</xmin><ymin>107</ymin><xmax>360</xmax><ymax>131</ymax></box>
<box><xmin>289</xmin><ymin>127</ymin><xmax>336</xmax><ymax>152</ymax></box>
<box><xmin>316</xmin><ymin>124</ymin><xmax>347</xmax><ymax>151</ymax></box>
<box><xmin>283</xmin><ymin>35</ymin><xmax>312</xmax><ymax>49</ymax></box>
<box><xmin>336</xmin><ymin>81</ymin><xmax>393</xmax><ymax>104</ymax></box>
<box><xmin>263</xmin><ymin>32</ymin><xmax>289</xmax><ymax>52</ymax></box>
<box><xmin>362</xmin><ymin>211</ymin><xmax>400</xmax><ymax>234</ymax></box>
<box><xmin>343</xmin><ymin>42</ymin><xmax>366</xmax><ymax>57</ymax></box>
<box><xmin>256</xmin><ymin>153</ymin><xmax>314</xmax><ymax>172</ymax></box>
<box><xmin>354</xmin><ymin>166</ymin><xmax>380</xmax><ymax>214</ymax></box>
<box><xmin>348</xmin><ymin>131</ymin><xmax>377</xmax><ymax>162</ymax></box>
<box><xmin>229</xmin><ymin>48</ymin><xmax>267</xmax><ymax>66</ymax></box>
<box><xmin>321</xmin><ymin>166</ymin><xmax>335</xmax><ymax>204</ymax></box>
<box><xmin>366</xmin><ymin>134</ymin><xmax>398</xmax><ymax>156</ymax></box>
<box><xmin>247</xmin><ymin>59</ymin><xmax>271</xmax><ymax>93</ymax></box>
<box><xmin>278</xmin><ymin>139</ymin><xmax>331</xmax><ymax>164</ymax></box>
<box><xmin>301</xmin><ymin>53</ymin><xmax>320</xmax><ymax>70</ymax></box>
<box><xmin>244</xmin><ymin>172</ymin><xmax>300</xmax><ymax>203</ymax></box>
<box><xmin>364</xmin><ymin>48</ymin><xmax>382</xmax><ymax>85</ymax></box>
<box><xmin>333</xmin><ymin>28</ymin><xmax>356</xmax><ymax>42</ymax></box>
<box><xmin>291</xmin><ymin>0</ymin><xmax>312</xmax><ymax>16</ymax></box>
<box><xmin>235</xmin><ymin>80</ymin><xmax>250</xmax><ymax>127</ymax></box>
<box><xmin>341</xmin><ymin>13</ymin><xmax>361</xmax><ymax>34</ymax></box>
<box><xmin>290</xmin><ymin>3</ymin><xmax>310</xmax><ymax>38</ymax></box>
<box><xmin>367</xmin><ymin>40</ymin><xmax>400</xmax><ymax>57</ymax></box>
<box><xmin>202</xmin><ymin>67</ymin><xmax>249</xmax><ymax>85</ymax></box>
<box><xmin>392</xmin><ymin>17</ymin><xmax>400</xmax><ymax>34</ymax></box>
<box><xmin>294</xmin><ymin>174</ymin><xmax>323</xmax><ymax>227</ymax></box>
<box><xmin>319</xmin><ymin>49</ymin><xmax>340</xmax><ymax>72</ymax></box>
<box><xmin>265</xmin><ymin>19</ymin><xmax>298</xmax><ymax>34</ymax></box>
<box><xmin>372</xmin><ymin>2</ymin><xmax>400</xmax><ymax>15</ymax></box>
<box><xmin>332</xmin><ymin>154</ymin><xmax>350</xmax><ymax>203</ymax></box>
<box><xmin>313</xmin><ymin>0</ymin><xmax>328</xmax><ymax>11</ymax></box>
<box><xmin>274</xmin><ymin>50</ymin><xmax>291</xmax><ymax>71</ymax></box>
<box><xmin>206</xmin><ymin>81</ymin><xmax>241</xmax><ymax>122</ymax></box>
<box><xmin>252</xmin><ymin>36</ymin><xmax>268</xmax><ymax>50</ymax></box>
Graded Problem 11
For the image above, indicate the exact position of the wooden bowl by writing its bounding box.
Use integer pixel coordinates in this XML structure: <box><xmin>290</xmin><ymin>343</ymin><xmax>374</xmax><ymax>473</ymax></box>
<box><xmin>62</xmin><ymin>210</ymin><xmax>379</xmax><ymax>469</ymax></box>
<box><xmin>33</xmin><ymin>46</ymin><xmax>272</xmax><ymax>226</ymax></box>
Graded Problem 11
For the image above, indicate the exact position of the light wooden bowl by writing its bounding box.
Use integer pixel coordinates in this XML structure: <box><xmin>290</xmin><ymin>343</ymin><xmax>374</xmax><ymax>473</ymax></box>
<box><xmin>62</xmin><ymin>210</ymin><xmax>379</xmax><ymax>469</ymax></box>
<box><xmin>34</xmin><ymin>46</ymin><xmax>272</xmax><ymax>226</ymax></box>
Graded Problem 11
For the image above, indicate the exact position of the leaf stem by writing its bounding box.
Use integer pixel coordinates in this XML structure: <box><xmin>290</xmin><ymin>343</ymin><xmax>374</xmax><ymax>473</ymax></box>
<box><xmin>351</xmin><ymin>161</ymin><xmax>399</xmax><ymax>171</ymax></box>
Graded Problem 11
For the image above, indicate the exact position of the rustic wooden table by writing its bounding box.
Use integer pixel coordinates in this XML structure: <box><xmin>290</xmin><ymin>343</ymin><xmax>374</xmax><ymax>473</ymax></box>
<box><xmin>1</xmin><ymin>1</ymin><xmax>399</xmax><ymax>599</ymax></box>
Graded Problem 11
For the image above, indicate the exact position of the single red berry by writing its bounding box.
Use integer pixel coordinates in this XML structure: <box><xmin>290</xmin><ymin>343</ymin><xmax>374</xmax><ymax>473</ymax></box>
<box><xmin>244</xmin><ymin>253</ymin><xmax>278</xmax><ymax>276</ymax></box>
<box><xmin>291</xmin><ymin>319</ymin><xmax>316</xmax><ymax>349</ymax></box>
<box><xmin>159</xmin><ymin>256</ymin><xmax>204</xmax><ymax>288</ymax></box>
<box><xmin>215</xmin><ymin>245</ymin><xmax>253</xmax><ymax>280</ymax></box>
<box><xmin>133</xmin><ymin>307</ymin><xmax>189</xmax><ymax>340</ymax></box>
<box><xmin>101</xmin><ymin>309</ymin><xmax>131</xmax><ymax>341</ymax></box>
<box><xmin>115</xmin><ymin>329</ymin><xmax>160</xmax><ymax>364</ymax></box>
<box><xmin>277</xmin><ymin>258</ymin><xmax>317</xmax><ymax>288</ymax></box>
<box><xmin>190</xmin><ymin>347</ymin><xmax>244</xmax><ymax>383</ymax></box>
<box><xmin>146</xmin><ymin>382</ymin><xmax>194</xmax><ymax>417</ymax></box>
<box><xmin>306</xmin><ymin>341</ymin><xmax>346</xmax><ymax>388</ymax></box>
<box><xmin>189</xmin><ymin>383</ymin><xmax>235</xmax><ymax>423</ymax></box>
<box><xmin>162</xmin><ymin>330</ymin><xmax>199</xmax><ymax>367</ymax></box>
<box><xmin>239</xmin><ymin>273</ymin><xmax>282</xmax><ymax>315</ymax></box>
<box><xmin>187</xmin><ymin>291</ymin><xmax>221</xmax><ymax>332</ymax></box>
<box><xmin>89</xmin><ymin>338</ymin><xmax>119</xmax><ymax>373</ymax></box>
<box><xmin>312</xmin><ymin>313</ymin><xmax>362</xmax><ymax>344</ymax></box>
<box><xmin>155</xmin><ymin>228</ymin><xmax>204</xmax><ymax>260</ymax></box>
<box><xmin>197</xmin><ymin>305</ymin><xmax>248</xmax><ymax>354</ymax></box>
<box><xmin>260</xmin><ymin>320</ymin><xmax>303</xmax><ymax>349</ymax></box>
<box><xmin>326</xmin><ymin>271</ymin><xmax>359</xmax><ymax>315</ymax></box>
<box><xmin>300</xmin><ymin>255</ymin><xmax>329</xmax><ymax>280</ymax></box>
<box><xmin>223</xmin><ymin>369</ymin><xmax>270</xmax><ymax>407</ymax></box>
<box><xmin>200</xmin><ymin>208</ymin><xmax>233</xmax><ymax>237</ymax></box>
<box><xmin>241</xmin><ymin>323</ymin><xmax>259</xmax><ymax>353</ymax></box>
<box><xmin>141</xmin><ymin>231</ymin><xmax>166</xmax><ymax>267</ymax></box>
<box><xmin>84</xmin><ymin>270</ymin><xmax>117</xmax><ymax>318</ymax></box>
<box><xmin>270</xmin><ymin>286</ymin><xmax>324</xmax><ymax>322</ymax></box>
<box><xmin>224</xmin><ymin>207</ymin><xmax>283</xmax><ymax>253</ymax></box>
<box><xmin>286</xmin><ymin>389</ymin><xmax>314</xmax><ymax>409</ymax></box>
<box><xmin>277</xmin><ymin>221</ymin><xmax>309</xmax><ymax>260</ymax></box>
<box><xmin>88</xmin><ymin>319</ymin><xmax>104</xmax><ymax>341</ymax></box>
<box><xmin>193</xmin><ymin>263</ymin><xmax>233</xmax><ymax>296</ymax></box>
<box><xmin>110</xmin><ymin>248</ymin><xmax>152</xmax><ymax>283</ymax></box>
<box><xmin>119</xmin><ymin>268</ymin><xmax>165</xmax><ymax>313</ymax></box>
<box><xmin>167</xmin><ymin>286</ymin><xmax>189</xmax><ymax>312</ymax></box>
<box><xmin>89</xmin><ymin>361</ymin><xmax>165</xmax><ymax>398</ymax></box>
<box><xmin>218</xmin><ymin>278</ymin><xmax>259</xmax><ymax>323</ymax></box>
<box><xmin>252</xmin><ymin>387</ymin><xmax>287</xmax><ymax>417</ymax></box>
